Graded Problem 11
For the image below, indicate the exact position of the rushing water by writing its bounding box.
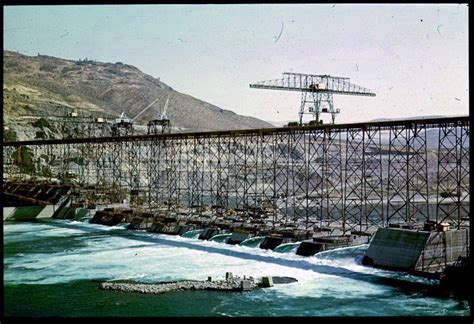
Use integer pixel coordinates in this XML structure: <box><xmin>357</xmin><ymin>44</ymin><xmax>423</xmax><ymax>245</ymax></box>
<box><xmin>3</xmin><ymin>219</ymin><xmax>470</xmax><ymax>317</ymax></box>
<box><xmin>180</xmin><ymin>229</ymin><xmax>203</xmax><ymax>239</ymax></box>
<box><xmin>273</xmin><ymin>242</ymin><xmax>301</xmax><ymax>253</ymax></box>
<box><xmin>239</xmin><ymin>236</ymin><xmax>265</xmax><ymax>248</ymax></box>
<box><xmin>209</xmin><ymin>233</ymin><xmax>232</xmax><ymax>243</ymax></box>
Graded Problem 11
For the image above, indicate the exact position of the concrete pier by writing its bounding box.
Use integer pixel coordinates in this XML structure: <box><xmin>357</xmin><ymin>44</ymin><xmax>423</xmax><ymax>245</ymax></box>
<box><xmin>3</xmin><ymin>182</ymin><xmax>72</xmax><ymax>221</ymax></box>
<box><xmin>363</xmin><ymin>226</ymin><xmax>470</xmax><ymax>276</ymax></box>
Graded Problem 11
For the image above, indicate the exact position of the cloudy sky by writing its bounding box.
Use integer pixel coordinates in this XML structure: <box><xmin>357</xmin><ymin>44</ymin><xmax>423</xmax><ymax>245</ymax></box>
<box><xmin>4</xmin><ymin>4</ymin><xmax>468</xmax><ymax>125</ymax></box>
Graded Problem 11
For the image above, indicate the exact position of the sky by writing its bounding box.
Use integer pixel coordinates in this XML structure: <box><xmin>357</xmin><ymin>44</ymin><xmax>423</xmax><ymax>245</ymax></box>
<box><xmin>3</xmin><ymin>4</ymin><xmax>469</xmax><ymax>125</ymax></box>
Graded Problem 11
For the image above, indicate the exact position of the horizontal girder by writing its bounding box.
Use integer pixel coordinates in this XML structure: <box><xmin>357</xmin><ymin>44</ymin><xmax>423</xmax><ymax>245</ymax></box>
<box><xmin>3</xmin><ymin>116</ymin><xmax>468</xmax><ymax>147</ymax></box>
<box><xmin>250</xmin><ymin>72</ymin><xmax>376</xmax><ymax>96</ymax></box>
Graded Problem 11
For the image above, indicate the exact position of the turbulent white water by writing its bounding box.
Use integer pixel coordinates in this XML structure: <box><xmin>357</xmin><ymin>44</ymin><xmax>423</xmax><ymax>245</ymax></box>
<box><xmin>4</xmin><ymin>219</ymin><xmax>470</xmax><ymax>317</ymax></box>
<box><xmin>3</xmin><ymin>220</ymin><xmax>426</xmax><ymax>291</ymax></box>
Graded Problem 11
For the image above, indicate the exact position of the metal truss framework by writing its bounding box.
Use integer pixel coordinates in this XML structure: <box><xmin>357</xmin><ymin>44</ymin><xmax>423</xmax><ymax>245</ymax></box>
<box><xmin>3</xmin><ymin>117</ymin><xmax>469</xmax><ymax>232</ymax></box>
<box><xmin>250</xmin><ymin>72</ymin><xmax>376</xmax><ymax>125</ymax></box>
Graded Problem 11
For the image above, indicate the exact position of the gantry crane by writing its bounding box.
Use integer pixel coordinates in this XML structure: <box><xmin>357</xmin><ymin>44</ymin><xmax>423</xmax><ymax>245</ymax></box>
<box><xmin>250</xmin><ymin>72</ymin><xmax>376</xmax><ymax>125</ymax></box>
<box><xmin>147</xmin><ymin>96</ymin><xmax>171</xmax><ymax>134</ymax></box>
<box><xmin>111</xmin><ymin>98</ymin><xmax>160</xmax><ymax>136</ymax></box>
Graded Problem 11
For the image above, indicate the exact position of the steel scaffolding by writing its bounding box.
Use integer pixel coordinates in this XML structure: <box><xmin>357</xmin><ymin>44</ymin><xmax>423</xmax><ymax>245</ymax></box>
<box><xmin>3</xmin><ymin>116</ymin><xmax>469</xmax><ymax>232</ymax></box>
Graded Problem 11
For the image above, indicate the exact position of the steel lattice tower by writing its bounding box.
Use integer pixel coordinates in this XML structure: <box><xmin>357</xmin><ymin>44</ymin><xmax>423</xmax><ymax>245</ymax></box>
<box><xmin>250</xmin><ymin>72</ymin><xmax>376</xmax><ymax>125</ymax></box>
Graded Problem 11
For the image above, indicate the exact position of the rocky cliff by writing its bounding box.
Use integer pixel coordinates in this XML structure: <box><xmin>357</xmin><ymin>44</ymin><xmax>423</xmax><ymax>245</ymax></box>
<box><xmin>3</xmin><ymin>50</ymin><xmax>272</xmax><ymax>140</ymax></box>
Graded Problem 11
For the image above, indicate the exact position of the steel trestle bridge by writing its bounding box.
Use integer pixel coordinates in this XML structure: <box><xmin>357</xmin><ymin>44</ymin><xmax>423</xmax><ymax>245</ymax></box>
<box><xmin>3</xmin><ymin>116</ymin><xmax>469</xmax><ymax>234</ymax></box>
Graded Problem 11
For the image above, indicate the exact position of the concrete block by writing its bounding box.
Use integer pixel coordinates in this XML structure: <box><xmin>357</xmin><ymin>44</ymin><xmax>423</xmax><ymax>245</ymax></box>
<box><xmin>261</xmin><ymin>276</ymin><xmax>273</xmax><ymax>287</ymax></box>
<box><xmin>227</xmin><ymin>232</ymin><xmax>250</xmax><ymax>245</ymax></box>
<box><xmin>240</xmin><ymin>280</ymin><xmax>251</xmax><ymax>291</ymax></box>
<box><xmin>3</xmin><ymin>207</ymin><xmax>16</xmax><ymax>221</ymax></box>
<box><xmin>260</xmin><ymin>236</ymin><xmax>283</xmax><ymax>250</ymax></box>
<box><xmin>366</xmin><ymin>228</ymin><xmax>470</xmax><ymax>274</ymax></box>
<box><xmin>296</xmin><ymin>241</ymin><xmax>325</xmax><ymax>256</ymax></box>
<box><xmin>365</xmin><ymin>228</ymin><xmax>430</xmax><ymax>269</ymax></box>
<box><xmin>226</xmin><ymin>272</ymin><xmax>233</xmax><ymax>281</ymax></box>
<box><xmin>12</xmin><ymin>206</ymin><xmax>45</xmax><ymax>220</ymax></box>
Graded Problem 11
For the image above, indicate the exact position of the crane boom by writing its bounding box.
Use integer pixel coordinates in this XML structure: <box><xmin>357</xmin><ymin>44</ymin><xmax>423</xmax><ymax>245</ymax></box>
<box><xmin>159</xmin><ymin>96</ymin><xmax>169</xmax><ymax>120</ymax></box>
<box><xmin>132</xmin><ymin>98</ymin><xmax>160</xmax><ymax>122</ymax></box>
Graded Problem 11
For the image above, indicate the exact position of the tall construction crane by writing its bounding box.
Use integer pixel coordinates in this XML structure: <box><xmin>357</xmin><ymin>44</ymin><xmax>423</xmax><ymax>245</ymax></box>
<box><xmin>147</xmin><ymin>96</ymin><xmax>171</xmax><ymax>134</ymax></box>
<box><xmin>112</xmin><ymin>98</ymin><xmax>160</xmax><ymax>136</ymax></box>
<box><xmin>250</xmin><ymin>72</ymin><xmax>376</xmax><ymax>125</ymax></box>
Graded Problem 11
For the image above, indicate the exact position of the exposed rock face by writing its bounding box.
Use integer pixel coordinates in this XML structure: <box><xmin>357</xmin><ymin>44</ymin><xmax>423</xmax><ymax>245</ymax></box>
<box><xmin>99</xmin><ymin>278</ymin><xmax>259</xmax><ymax>294</ymax></box>
<box><xmin>99</xmin><ymin>275</ymin><xmax>297</xmax><ymax>294</ymax></box>
<box><xmin>3</xmin><ymin>50</ymin><xmax>273</xmax><ymax>141</ymax></box>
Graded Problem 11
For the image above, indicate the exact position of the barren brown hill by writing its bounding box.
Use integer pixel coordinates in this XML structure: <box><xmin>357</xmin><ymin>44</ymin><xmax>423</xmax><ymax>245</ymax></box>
<box><xmin>3</xmin><ymin>50</ymin><xmax>272</xmax><ymax>134</ymax></box>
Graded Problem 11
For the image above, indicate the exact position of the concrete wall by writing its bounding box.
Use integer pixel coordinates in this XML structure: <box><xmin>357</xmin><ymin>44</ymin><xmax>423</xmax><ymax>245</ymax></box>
<box><xmin>36</xmin><ymin>205</ymin><xmax>55</xmax><ymax>219</ymax></box>
<box><xmin>365</xmin><ymin>227</ymin><xmax>470</xmax><ymax>274</ymax></box>
<box><xmin>365</xmin><ymin>228</ymin><xmax>430</xmax><ymax>269</ymax></box>
<box><xmin>3</xmin><ymin>207</ymin><xmax>16</xmax><ymax>220</ymax></box>
<box><xmin>416</xmin><ymin>228</ymin><xmax>470</xmax><ymax>273</ymax></box>
<box><xmin>13</xmin><ymin>206</ymin><xmax>45</xmax><ymax>220</ymax></box>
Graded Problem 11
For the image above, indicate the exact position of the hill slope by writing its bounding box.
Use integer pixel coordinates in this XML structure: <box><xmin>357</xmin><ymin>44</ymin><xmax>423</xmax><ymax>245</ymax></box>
<box><xmin>3</xmin><ymin>50</ymin><xmax>272</xmax><ymax>136</ymax></box>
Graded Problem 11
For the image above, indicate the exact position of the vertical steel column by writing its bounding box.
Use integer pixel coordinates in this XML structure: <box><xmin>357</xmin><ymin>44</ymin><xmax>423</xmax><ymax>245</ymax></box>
<box><xmin>108</xmin><ymin>141</ymin><xmax>123</xmax><ymax>203</ymax></box>
<box><xmin>166</xmin><ymin>137</ymin><xmax>180</xmax><ymax>208</ymax></box>
<box><xmin>323</xmin><ymin>128</ymin><xmax>344</xmax><ymax>232</ymax></box>
<box><xmin>143</xmin><ymin>139</ymin><xmax>153</xmax><ymax>211</ymax></box>
<box><xmin>259</xmin><ymin>132</ymin><xmax>275</xmax><ymax>221</ymax></box>
<box><xmin>151</xmin><ymin>138</ymin><xmax>165</xmax><ymax>210</ymax></box>
<box><xmin>289</xmin><ymin>130</ymin><xmax>307</xmax><ymax>225</ymax></box>
<box><xmin>77</xmin><ymin>142</ymin><xmax>93</xmax><ymax>189</ymax></box>
<box><xmin>299</xmin><ymin>91</ymin><xmax>307</xmax><ymax>125</ymax></box>
<box><xmin>307</xmin><ymin>128</ymin><xmax>324</xmax><ymax>229</ymax></box>
<box><xmin>273</xmin><ymin>131</ymin><xmax>289</xmax><ymax>225</ymax></box>
<box><xmin>344</xmin><ymin>127</ymin><xmax>365</xmax><ymax>233</ymax></box>
<box><xmin>207</xmin><ymin>136</ymin><xmax>218</xmax><ymax>206</ymax></box>
<box><xmin>406</xmin><ymin>123</ymin><xmax>429</xmax><ymax>224</ymax></box>
<box><xmin>245</xmin><ymin>134</ymin><xmax>258</xmax><ymax>209</ymax></box>
<box><xmin>386</xmin><ymin>125</ymin><xmax>409</xmax><ymax>225</ymax></box>
<box><xmin>437</xmin><ymin>121</ymin><xmax>462</xmax><ymax>228</ymax></box>
<box><xmin>188</xmin><ymin>137</ymin><xmax>203</xmax><ymax>207</ymax></box>
<box><xmin>232</xmin><ymin>135</ymin><xmax>246</xmax><ymax>209</ymax></box>
<box><xmin>363</xmin><ymin>125</ymin><xmax>384</xmax><ymax>230</ymax></box>
<box><xmin>202</xmin><ymin>136</ymin><xmax>213</xmax><ymax>207</ymax></box>
<box><xmin>175</xmin><ymin>137</ymin><xmax>183</xmax><ymax>208</ymax></box>
<box><xmin>155</xmin><ymin>139</ymin><xmax>169</xmax><ymax>207</ymax></box>
<box><xmin>93</xmin><ymin>141</ymin><xmax>108</xmax><ymax>204</ymax></box>
<box><xmin>215</xmin><ymin>135</ymin><xmax>230</xmax><ymax>209</ymax></box>
<box><xmin>458</xmin><ymin>122</ymin><xmax>470</xmax><ymax>222</ymax></box>
<box><xmin>124</xmin><ymin>139</ymin><xmax>141</xmax><ymax>208</ymax></box>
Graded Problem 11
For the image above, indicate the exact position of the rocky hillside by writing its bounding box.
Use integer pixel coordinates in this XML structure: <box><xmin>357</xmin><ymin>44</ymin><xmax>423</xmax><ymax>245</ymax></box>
<box><xmin>3</xmin><ymin>50</ymin><xmax>272</xmax><ymax>140</ymax></box>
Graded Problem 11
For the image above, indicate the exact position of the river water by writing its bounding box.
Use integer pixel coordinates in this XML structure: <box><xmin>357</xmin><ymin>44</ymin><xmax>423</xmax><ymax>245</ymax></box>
<box><xmin>3</xmin><ymin>219</ymin><xmax>470</xmax><ymax>317</ymax></box>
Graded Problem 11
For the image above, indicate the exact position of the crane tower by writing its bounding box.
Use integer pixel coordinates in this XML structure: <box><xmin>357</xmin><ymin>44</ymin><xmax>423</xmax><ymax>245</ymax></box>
<box><xmin>250</xmin><ymin>72</ymin><xmax>376</xmax><ymax>125</ymax></box>
<box><xmin>147</xmin><ymin>96</ymin><xmax>171</xmax><ymax>134</ymax></box>
<box><xmin>111</xmin><ymin>98</ymin><xmax>160</xmax><ymax>136</ymax></box>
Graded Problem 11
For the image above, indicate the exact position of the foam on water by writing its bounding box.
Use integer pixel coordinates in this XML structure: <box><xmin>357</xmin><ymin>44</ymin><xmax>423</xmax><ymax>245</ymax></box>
<box><xmin>209</xmin><ymin>233</ymin><xmax>232</xmax><ymax>243</ymax></box>
<box><xmin>180</xmin><ymin>229</ymin><xmax>203</xmax><ymax>239</ymax></box>
<box><xmin>239</xmin><ymin>236</ymin><xmax>265</xmax><ymax>247</ymax></box>
<box><xmin>273</xmin><ymin>242</ymin><xmax>300</xmax><ymax>253</ymax></box>
<box><xmin>3</xmin><ymin>220</ymin><xmax>468</xmax><ymax>316</ymax></box>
